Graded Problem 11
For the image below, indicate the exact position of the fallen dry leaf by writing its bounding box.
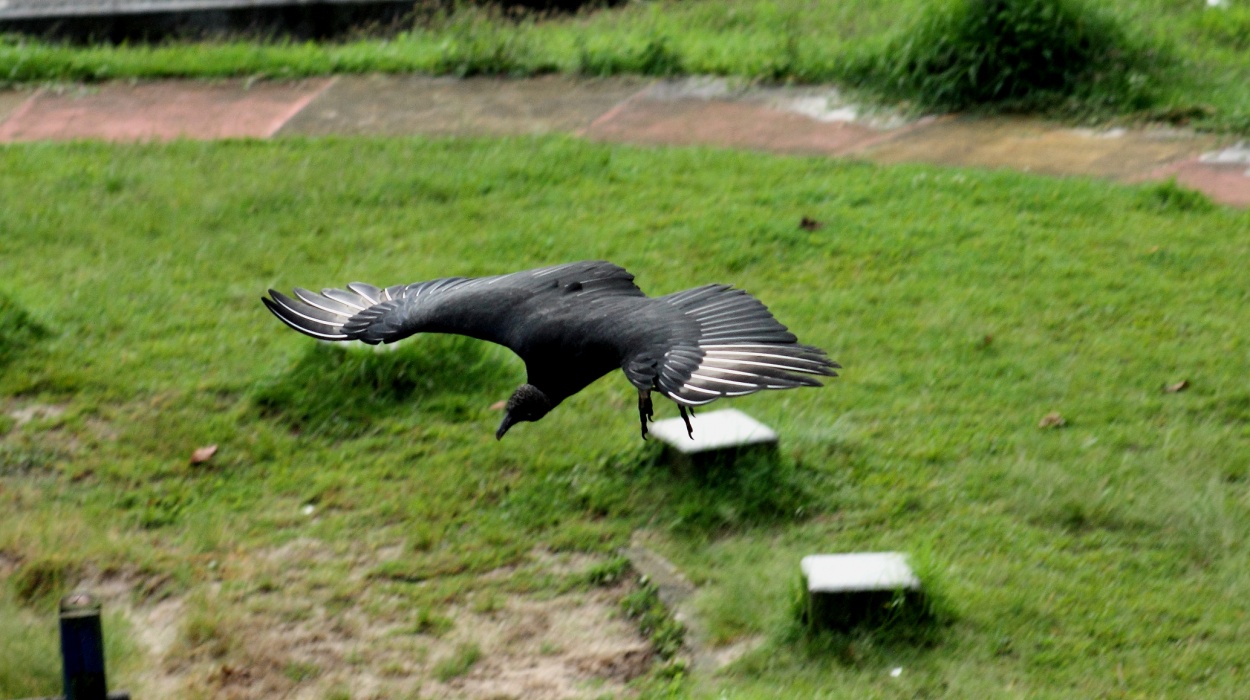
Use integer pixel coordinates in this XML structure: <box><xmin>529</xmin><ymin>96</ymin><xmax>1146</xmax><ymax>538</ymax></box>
<box><xmin>1038</xmin><ymin>412</ymin><xmax>1066</xmax><ymax>429</ymax></box>
<box><xmin>1165</xmin><ymin>380</ymin><xmax>1189</xmax><ymax>393</ymax></box>
<box><xmin>190</xmin><ymin>444</ymin><xmax>218</xmax><ymax>464</ymax></box>
<box><xmin>490</xmin><ymin>400</ymin><xmax>507</xmax><ymax>411</ymax></box>
<box><xmin>799</xmin><ymin>216</ymin><xmax>824</xmax><ymax>231</ymax></box>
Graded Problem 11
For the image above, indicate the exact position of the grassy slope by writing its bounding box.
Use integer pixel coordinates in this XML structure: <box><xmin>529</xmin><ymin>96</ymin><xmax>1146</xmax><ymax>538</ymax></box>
<box><xmin>1</xmin><ymin>137</ymin><xmax>1250</xmax><ymax>697</ymax></box>
<box><xmin>2</xmin><ymin>0</ymin><xmax>1250</xmax><ymax>131</ymax></box>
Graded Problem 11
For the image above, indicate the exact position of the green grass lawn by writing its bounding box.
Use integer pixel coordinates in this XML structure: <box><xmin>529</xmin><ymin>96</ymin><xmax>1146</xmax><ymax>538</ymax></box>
<box><xmin>3</xmin><ymin>0</ymin><xmax>1250</xmax><ymax>132</ymax></box>
<box><xmin>2</xmin><ymin>136</ymin><xmax>1250</xmax><ymax>698</ymax></box>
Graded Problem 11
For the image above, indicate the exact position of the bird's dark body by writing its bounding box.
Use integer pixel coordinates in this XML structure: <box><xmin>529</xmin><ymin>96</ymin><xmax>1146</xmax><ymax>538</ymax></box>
<box><xmin>263</xmin><ymin>261</ymin><xmax>837</xmax><ymax>439</ymax></box>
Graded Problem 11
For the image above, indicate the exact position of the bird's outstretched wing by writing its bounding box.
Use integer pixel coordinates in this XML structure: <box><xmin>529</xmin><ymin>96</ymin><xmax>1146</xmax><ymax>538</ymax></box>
<box><xmin>625</xmin><ymin>285</ymin><xmax>839</xmax><ymax>406</ymax></box>
<box><xmin>262</xmin><ymin>260</ymin><xmax>645</xmax><ymax>349</ymax></box>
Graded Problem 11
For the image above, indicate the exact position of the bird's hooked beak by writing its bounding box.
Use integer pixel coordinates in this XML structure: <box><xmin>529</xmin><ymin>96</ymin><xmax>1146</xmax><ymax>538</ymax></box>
<box><xmin>496</xmin><ymin>412</ymin><xmax>517</xmax><ymax>440</ymax></box>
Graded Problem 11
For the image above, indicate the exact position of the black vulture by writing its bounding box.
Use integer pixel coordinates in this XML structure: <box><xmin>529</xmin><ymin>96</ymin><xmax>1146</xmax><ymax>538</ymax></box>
<box><xmin>262</xmin><ymin>261</ymin><xmax>838</xmax><ymax>440</ymax></box>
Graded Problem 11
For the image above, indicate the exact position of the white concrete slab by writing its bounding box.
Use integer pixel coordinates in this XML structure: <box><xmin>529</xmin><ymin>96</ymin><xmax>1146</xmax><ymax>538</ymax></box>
<box><xmin>648</xmin><ymin>408</ymin><xmax>778</xmax><ymax>454</ymax></box>
<box><xmin>801</xmin><ymin>552</ymin><xmax>921</xmax><ymax>593</ymax></box>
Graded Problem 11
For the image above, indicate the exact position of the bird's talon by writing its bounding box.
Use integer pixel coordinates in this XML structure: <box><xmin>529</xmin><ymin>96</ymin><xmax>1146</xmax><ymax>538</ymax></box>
<box><xmin>638</xmin><ymin>390</ymin><xmax>656</xmax><ymax>436</ymax></box>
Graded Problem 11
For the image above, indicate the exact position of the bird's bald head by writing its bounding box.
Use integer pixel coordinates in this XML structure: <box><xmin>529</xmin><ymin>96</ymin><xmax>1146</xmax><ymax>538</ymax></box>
<box><xmin>496</xmin><ymin>384</ymin><xmax>554</xmax><ymax>440</ymax></box>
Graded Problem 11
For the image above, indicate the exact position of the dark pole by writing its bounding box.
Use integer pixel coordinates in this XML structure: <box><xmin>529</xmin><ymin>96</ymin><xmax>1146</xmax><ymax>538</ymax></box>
<box><xmin>59</xmin><ymin>592</ymin><xmax>107</xmax><ymax>700</ymax></box>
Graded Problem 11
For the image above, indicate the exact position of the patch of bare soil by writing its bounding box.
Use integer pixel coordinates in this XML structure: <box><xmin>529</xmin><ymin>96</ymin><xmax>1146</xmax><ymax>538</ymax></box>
<box><xmin>1</xmin><ymin>401</ymin><xmax>118</xmax><ymax>465</ymax></box>
<box><xmin>438</xmin><ymin>589</ymin><xmax>652</xmax><ymax>700</ymax></box>
<box><xmin>0</xmin><ymin>550</ymin><xmax>18</xmax><ymax>578</ymax></box>
<box><xmin>88</xmin><ymin>543</ymin><xmax>653</xmax><ymax>700</ymax></box>
<box><xmin>6</xmin><ymin>403</ymin><xmax>67</xmax><ymax>427</ymax></box>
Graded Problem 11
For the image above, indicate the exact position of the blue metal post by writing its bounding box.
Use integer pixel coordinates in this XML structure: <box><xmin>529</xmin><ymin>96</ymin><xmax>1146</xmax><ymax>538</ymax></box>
<box><xmin>59</xmin><ymin>592</ymin><xmax>107</xmax><ymax>700</ymax></box>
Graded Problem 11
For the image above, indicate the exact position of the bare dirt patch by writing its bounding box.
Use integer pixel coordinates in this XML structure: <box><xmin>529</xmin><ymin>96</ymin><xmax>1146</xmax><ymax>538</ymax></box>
<box><xmin>6</xmin><ymin>403</ymin><xmax>66</xmax><ymax>427</ymax></box>
<box><xmin>1</xmin><ymin>401</ymin><xmax>118</xmax><ymax>466</ymax></box>
<box><xmin>0</xmin><ymin>551</ymin><xmax>19</xmax><ymax>579</ymax></box>
<box><xmin>439</xmin><ymin>588</ymin><xmax>652</xmax><ymax>700</ymax></box>
<box><xmin>85</xmin><ymin>543</ymin><xmax>654</xmax><ymax>700</ymax></box>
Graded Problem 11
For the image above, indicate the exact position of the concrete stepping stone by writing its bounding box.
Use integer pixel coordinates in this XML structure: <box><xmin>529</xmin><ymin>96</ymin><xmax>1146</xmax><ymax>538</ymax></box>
<box><xmin>801</xmin><ymin>552</ymin><xmax>923</xmax><ymax>630</ymax></box>
<box><xmin>647</xmin><ymin>408</ymin><xmax>777</xmax><ymax>457</ymax></box>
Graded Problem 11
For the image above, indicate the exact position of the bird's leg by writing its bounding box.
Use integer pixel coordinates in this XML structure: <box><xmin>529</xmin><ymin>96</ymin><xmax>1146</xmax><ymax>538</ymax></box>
<box><xmin>638</xmin><ymin>390</ymin><xmax>654</xmax><ymax>440</ymax></box>
<box><xmin>679</xmin><ymin>405</ymin><xmax>694</xmax><ymax>439</ymax></box>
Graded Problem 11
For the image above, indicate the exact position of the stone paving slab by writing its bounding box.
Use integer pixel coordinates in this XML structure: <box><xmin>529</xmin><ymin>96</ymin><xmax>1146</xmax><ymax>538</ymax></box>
<box><xmin>0</xmin><ymin>88</ymin><xmax>35</xmax><ymax>124</ymax></box>
<box><xmin>648</xmin><ymin>408</ymin><xmax>777</xmax><ymax>455</ymax></box>
<box><xmin>802</xmin><ymin>553</ymin><xmax>921</xmax><ymax>593</ymax></box>
<box><xmin>582</xmin><ymin>90</ymin><xmax>900</xmax><ymax>155</ymax></box>
<box><xmin>1142</xmin><ymin>158</ymin><xmax>1250</xmax><ymax>208</ymax></box>
<box><xmin>0</xmin><ymin>79</ymin><xmax>331</xmax><ymax>142</ymax></box>
<box><xmin>861</xmin><ymin>115</ymin><xmax>1222</xmax><ymax>180</ymax></box>
<box><xmin>278</xmin><ymin>74</ymin><xmax>646</xmax><ymax>138</ymax></box>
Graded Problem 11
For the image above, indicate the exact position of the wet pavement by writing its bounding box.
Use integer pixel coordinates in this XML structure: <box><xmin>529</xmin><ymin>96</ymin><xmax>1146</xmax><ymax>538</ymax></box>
<box><xmin>1</xmin><ymin>74</ymin><xmax>1246</xmax><ymax>207</ymax></box>
<box><xmin>278</xmin><ymin>74</ymin><xmax>645</xmax><ymax>138</ymax></box>
<box><xmin>861</xmin><ymin>116</ymin><xmax>1220</xmax><ymax>179</ymax></box>
<box><xmin>0</xmin><ymin>78</ymin><xmax>331</xmax><ymax>142</ymax></box>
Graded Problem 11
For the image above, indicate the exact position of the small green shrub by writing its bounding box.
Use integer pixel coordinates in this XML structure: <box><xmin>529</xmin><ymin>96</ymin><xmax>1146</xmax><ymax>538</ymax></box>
<box><xmin>1136</xmin><ymin>178</ymin><xmax>1214</xmax><ymax>213</ymax></box>
<box><xmin>0</xmin><ymin>292</ymin><xmax>48</xmax><ymax>369</ymax></box>
<box><xmin>433</xmin><ymin>642</ymin><xmax>482</xmax><ymax>681</ymax></box>
<box><xmin>583</xmin><ymin>556</ymin><xmax>631</xmax><ymax>587</ymax></box>
<box><xmin>11</xmin><ymin>556</ymin><xmax>76</xmax><ymax>606</ymax></box>
<box><xmin>254</xmin><ymin>335</ymin><xmax>514</xmax><ymax>438</ymax></box>
<box><xmin>847</xmin><ymin>0</ymin><xmax>1164</xmax><ymax>112</ymax></box>
<box><xmin>410</xmin><ymin>607</ymin><xmax>454</xmax><ymax>637</ymax></box>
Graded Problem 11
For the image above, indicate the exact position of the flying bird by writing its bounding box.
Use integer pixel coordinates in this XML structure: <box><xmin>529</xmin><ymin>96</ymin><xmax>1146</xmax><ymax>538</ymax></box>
<box><xmin>262</xmin><ymin>261</ymin><xmax>838</xmax><ymax>440</ymax></box>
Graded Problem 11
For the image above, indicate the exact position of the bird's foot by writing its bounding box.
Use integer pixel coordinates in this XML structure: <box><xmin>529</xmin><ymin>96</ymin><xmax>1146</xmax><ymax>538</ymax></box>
<box><xmin>638</xmin><ymin>391</ymin><xmax>654</xmax><ymax>440</ymax></box>
<box><xmin>679</xmin><ymin>405</ymin><xmax>694</xmax><ymax>439</ymax></box>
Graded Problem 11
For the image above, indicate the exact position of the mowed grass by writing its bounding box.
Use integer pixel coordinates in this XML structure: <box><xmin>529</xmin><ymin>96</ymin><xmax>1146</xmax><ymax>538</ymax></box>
<box><xmin>1</xmin><ymin>136</ymin><xmax>1250</xmax><ymax>697</ymax></box>
<box><xmin>3</xmin><ymin>0</ymin><xmax>1250</xmax><ymax>131</ymax></box>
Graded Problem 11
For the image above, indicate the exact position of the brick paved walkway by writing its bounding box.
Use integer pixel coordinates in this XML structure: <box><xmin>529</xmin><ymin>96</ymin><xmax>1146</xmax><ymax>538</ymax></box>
<box><xmin>2</xmin><ymin>75</ymin><xmax>1246</xmax><ymax>207</ymax></box>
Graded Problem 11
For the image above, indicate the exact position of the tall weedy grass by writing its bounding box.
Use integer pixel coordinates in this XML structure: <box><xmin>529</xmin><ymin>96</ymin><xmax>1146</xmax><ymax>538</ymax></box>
<box><xmin>846</xmin><ymin>0</ymin><xmax>1167</xmax><ymax>112</ymax></box>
